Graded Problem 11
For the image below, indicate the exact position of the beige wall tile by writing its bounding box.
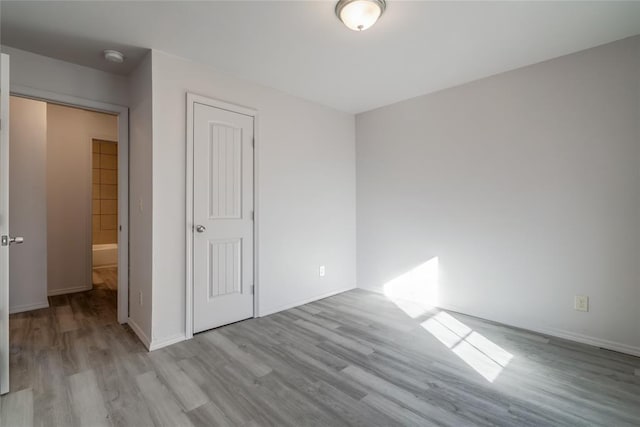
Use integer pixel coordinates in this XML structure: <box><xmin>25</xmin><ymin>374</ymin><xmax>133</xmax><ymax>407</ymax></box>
<box><xmin>100</xmin><ymin>154</ymin><xmax>117</xmax><ymax>170</ymax></box>
<box><xmin>92</xmin><ymin>152</ymin><xmax>100</xmax><ymax>168</ymax></box>
<box><xmin>100</xmin><ymin>169</ymin><xmax>117</xmax><ymax>185</ymax></box>
<box><xmin>100</xmin><ymin>142</ymin><xmax>117</xmax><ymax>155</ymax></box>
<box><xmin>100</xmin><ymin>184</ymin><xmax>117</xmax><ymax>200</ymax></box>
<box><xmin>100</xmin><ymin>199</ymin><xmax>117</xmax><ymax>215</ymax></box>
<box><xmin>92</xmin><ymin>184</ymin><xmax>100</xmax><ymax>200</ymax></box>
<box><xmin>102</xmin><ymin>230</ymin><xmax>117</xmax><ymax>244</ymax></box>
<box><xmin>91</xmin><ymin>140</ymin><xmax>119</xmax><ymax>245</ymax></box>
<box><xmin>101</xmin><ymin>214</ymin><xmax>117</xmax><ymax>230</ymax></box>
<box><xmin>92</xmin><ymin>215</ymin><xmax>100</xmax><ymax>233</ymax></box>
<box><xmin>93</xmin><ymin>231</ymin><xmax>106</xmax><ymax>245</ymax></box>
<box><xmin>93</xmin><ymin>230</ymin><xmax>117</xmax><ymax>245</ymax></box>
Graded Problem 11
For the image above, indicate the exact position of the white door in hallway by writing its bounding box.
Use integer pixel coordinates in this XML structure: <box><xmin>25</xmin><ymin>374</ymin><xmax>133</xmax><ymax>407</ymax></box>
<box><xmin>193</xmin><ymin>102</ymin><xmax>254</xmax><ymax>333</ymax></box>
<box><xmin>0</xmin><ymin>53</ymin><xmax>10</xmax><ymax>394</ymax></box>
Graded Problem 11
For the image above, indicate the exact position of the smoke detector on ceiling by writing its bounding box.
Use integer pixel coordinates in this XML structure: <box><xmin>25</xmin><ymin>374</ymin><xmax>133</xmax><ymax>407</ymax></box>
<box><xmin>103</xmin><ymin>49</ymin><xmax>125</xmax><ymax>63</ymax></box>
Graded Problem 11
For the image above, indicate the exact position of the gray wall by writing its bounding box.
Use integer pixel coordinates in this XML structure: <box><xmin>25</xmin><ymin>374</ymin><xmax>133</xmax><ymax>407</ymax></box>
<box><xmin>150</xmin><ymin>51</ymin><xmax>356</xmax><ymax>346</ymax></box>
<box><xmin>127</xmin><ymin>52</ymin><xmax>154</xmax><ymax>344</ymax></box>
<box><xmin>1</xmin><ymin>45</ymin><xmax>128</xmax><ymax>106</ymax></box>
<box><xmin>356</xmin><ymin>36</ymin><xmax>640</xmax><ymax>354</ymax></box>
<box><xmin>46</xmin><ymin>103</ymin><xmax>117</xmax><ymax>296</ymax></box>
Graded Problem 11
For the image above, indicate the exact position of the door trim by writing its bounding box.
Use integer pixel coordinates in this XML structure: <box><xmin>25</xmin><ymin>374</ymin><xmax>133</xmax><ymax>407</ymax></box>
<box><xmin>185</xmin><ymin>93</ymin><xmax>259</xmax><ymax>339</ymax></box>
<box><xmin>1</xmin><ymin>53</ymin><xmax>10</xmax><ymax>394</ymax></box>
<box><xmin>10</xmin><ymin>85</ymin><xmax>130</xmax><ymax>325</ymax></box>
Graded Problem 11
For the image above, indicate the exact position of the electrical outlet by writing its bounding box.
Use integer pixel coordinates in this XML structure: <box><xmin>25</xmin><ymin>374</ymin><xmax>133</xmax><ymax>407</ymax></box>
<box><xmin>574</xmin><ymin>295</ymin><xmax>589</xmax><ymax>312</ymax></box>
<box><xmin>139</xmin><ymin>291</ymin><xmax>143</xmax><ymax>306</ymax></box>
<box><xmin>319</xmin><ymin>265</ymin><xmax>326</xmax><ymax>277</ymax></box>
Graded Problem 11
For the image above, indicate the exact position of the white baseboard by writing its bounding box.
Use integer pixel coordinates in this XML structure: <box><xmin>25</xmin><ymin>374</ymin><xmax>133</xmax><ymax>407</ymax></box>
<box><xmin>259</xmin><ymin>286</ymin><xmax>356</xmax><ymax>317</ymax></box>
<box><xmin>48</xmin><ymin>285</ymin><xmax>92</xmax><ymax>296</ymax></box>
<box><xmin>128</xmin><ymin>318</ymin><xmax>151</xmax><ymax>350</ymax></box>
<box><xmin>516</xmin><ymin>323</ymin><xmax>640</xmax><ymax>358</ymax></box>
<box><xmin>9</xmin><ymin>301</ymin><xmax>49</xmax><ymax>314</ymax></box>
<box><xmin>149</xmin><ymin>334</ymin><xmax>186</xmax><ymax>351</ymax></box>
<box><xmin>438</xmin><ymin>301</ymin><xmax>640</xmax><ymax>358</ymax></box>
<box><xmin>360</xmin><ymin>286</ymin><xmax>640</xmax><ymax>358</ymax></box>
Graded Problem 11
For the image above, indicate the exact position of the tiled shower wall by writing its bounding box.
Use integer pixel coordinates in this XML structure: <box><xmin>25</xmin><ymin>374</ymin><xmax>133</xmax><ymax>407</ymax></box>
<box><xmin>92</xmin><ymin>139</ymin><xmax>118</xmax><ymax>244</ymax></box>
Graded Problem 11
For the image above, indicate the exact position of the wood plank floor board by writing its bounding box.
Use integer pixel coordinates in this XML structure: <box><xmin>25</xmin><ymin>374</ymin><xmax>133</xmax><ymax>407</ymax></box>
<box><xmin>296</xmin><ymin>303</ymin><xmax>322</xmax><ymax>315</ymax></box>
<box><xmin>287</xmin><ymin>307</ymin><xmax>342</xmax><ymax>330</ymax></box>
<box><xmin>360</xmin><ymin>392</ymin><xmax>440</xmax><ymax>426</ymax></box>
<box><xmin>67</xmin><ymin>369</ymin><xmax>111</xmax><ymax>427</ymax></box>
<box><xmin>216</xmin><ymin>334</ymin><xmax>373</xmax><ymax>423</ymax></box>
<box><xmin>3</xmin><ymin>275</ymin><xmax>640</xmax><ymax>426</ymax></box>
<box><xmin>223</xmin><ymin>364</ymin><xmax>343</xmax><ymax>427</ymax></box>
<box><xmin>200</xmin><ymin>331</ymin><xmax>272</xmax><ymax>378</ymax></box>
<box><xmin>361</xmin><ymin>351</ymin><xmax>514</xmax><ymax>423</ymax></box>
<box><xmin>0</xmin><ymin>388</ymin><xmax>34</xmax><ymax>427</ymax></box>
<box><xmin>342</xmin><ymin>365</ymin><xmax>475</xmax><ymax>426</ymax></box>
<box><xmin>136</xmin><ymin>371</ymin><xmax>194</xmax><ymax>427</ymax></box>
<box><xmin>148</xmin><ymin>351</ymin><xmax>209</xmax><ymax>412</ymax></box>
<box><xmin>94</xmin><ymin>359</ymin><xmax>155</xmax><ymax>427</ymax></box>
<box><xmin>185</xmin><ymin>401</ymin><xmax>235</xmax><ymax>427</ymax></box>
<box><xmin>295</xmin><ymin>319</ymin><xmax>375</xmax><ymax>356</ymax></box>
<box><xmin>178</xmin><ymin>356</ymin><xmax>262</xmax><ymax>426</ymax></box>
<box><xmin>32</xmin><ymin>350</ymin><xmax>75</xmax><ymax>427</ymax></box>
<box><xmin>263</xmin><ymin>342</ymin><xmax>369</xmax><ymax>401</ymax></box>
<box><xmin>306</xmin><ymin>379</ymin><xmax>404</xmax><ymax>427</ymax></box>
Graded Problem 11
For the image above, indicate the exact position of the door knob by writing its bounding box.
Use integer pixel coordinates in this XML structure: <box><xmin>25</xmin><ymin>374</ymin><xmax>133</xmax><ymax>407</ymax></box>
<box><xmin>1</xmin><ymin>235</ymin><xmax>24</xmax><ymax>246</ymax></box>
<box><xmin>195</xmin><ymin>225</ymin><xmax>206</xmax><ymax>233</ymax></box>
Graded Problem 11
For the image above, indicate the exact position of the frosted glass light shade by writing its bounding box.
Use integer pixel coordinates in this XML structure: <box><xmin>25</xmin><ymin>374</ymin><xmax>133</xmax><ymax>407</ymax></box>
<box><xmin>336</xmin><ymin>0</ymin><xmax>386</xmax><ymax>32</ymax></box>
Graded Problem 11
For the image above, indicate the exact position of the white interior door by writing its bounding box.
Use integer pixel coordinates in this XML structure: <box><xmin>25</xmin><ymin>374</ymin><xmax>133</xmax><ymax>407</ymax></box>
<box><xmin>1</xmin><ymin>53</ymin><xmax>11</xmax><ymax>394</ymax></box>
<box><xmin>193</xmin><ymin>102</ymin><xmax>254</xmax><ymax>333</ymax></box>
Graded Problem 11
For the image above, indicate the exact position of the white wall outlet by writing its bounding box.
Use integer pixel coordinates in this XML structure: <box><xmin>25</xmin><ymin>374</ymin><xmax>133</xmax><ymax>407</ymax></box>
<box><xmin>139</xmin><ymin>291</ymin><xmax>143</xmax><ymax>306</ymax></box>
<box><xmin>574</xmin><ymin>295</ymin><xmax>589</xmax><ymax>312</ymax></box>
<box><xmin>319</xmin><ymin>265</ymin><xmax>326</xmax><ymax>277</ymax></box>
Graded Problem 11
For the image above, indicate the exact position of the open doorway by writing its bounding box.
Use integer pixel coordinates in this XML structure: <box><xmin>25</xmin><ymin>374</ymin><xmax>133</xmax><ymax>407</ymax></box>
<box><xmin>8</xmin><ymin>93</ymin><xmax>128</xmax><ymax>324</ymax></box>
<box><xmin>91</xmin><ymin>138</ymin><xmax>119</xmax><ymax>299</ymax></box>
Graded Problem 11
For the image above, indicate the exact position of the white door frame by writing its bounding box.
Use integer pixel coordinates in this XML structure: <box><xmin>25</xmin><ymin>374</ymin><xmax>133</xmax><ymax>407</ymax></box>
<box><xmin>185</xmin><ymin>92</ymin><xmax>259</xmax><ymax>339</ymax></box>
<box><xmin>11</xmin><ymin>85</ymin><xmax>130</xmax><ymax>324</ymax></box>
<box><xmin>1</xmin><ymin>53</ymin><xmax>11</xmax><ymax>395</ymax></box>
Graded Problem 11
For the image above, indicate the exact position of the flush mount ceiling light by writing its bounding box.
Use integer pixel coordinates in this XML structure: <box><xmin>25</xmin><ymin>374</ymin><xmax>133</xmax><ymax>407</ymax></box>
<box><xmin>335</xmin><ymin>0</ymin><xmax>386</xmax><ymax>32</ymax></box>
<box><xmin>103</xmin><ymin>49</ymin><xmax>125</xmax><ymax>63</ymax></box>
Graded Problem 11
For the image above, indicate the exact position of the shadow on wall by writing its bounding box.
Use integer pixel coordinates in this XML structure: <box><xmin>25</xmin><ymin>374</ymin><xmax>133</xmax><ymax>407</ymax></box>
<box><xmin>383</xmin><ymin>256</ymin><xmax>513</xmax><ymax>383</ymax></box>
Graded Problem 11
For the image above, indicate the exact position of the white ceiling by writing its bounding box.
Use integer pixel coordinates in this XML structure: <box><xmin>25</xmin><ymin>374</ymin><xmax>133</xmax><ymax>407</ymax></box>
<box><xmin>2</xmin><ymin>1</ymin><xmax>640</xmax><ymax>113</ymax></box>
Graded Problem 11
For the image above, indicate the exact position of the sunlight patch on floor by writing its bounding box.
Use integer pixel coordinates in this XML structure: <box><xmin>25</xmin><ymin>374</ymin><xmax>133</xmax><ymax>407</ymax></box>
<box><xmin>422</xmin><ymin>311</ymin><xmax>513</xmax><ymax>382</ymax></box>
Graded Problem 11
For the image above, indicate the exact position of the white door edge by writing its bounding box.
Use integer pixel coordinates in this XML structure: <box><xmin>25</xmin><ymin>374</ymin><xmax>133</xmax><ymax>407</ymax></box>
<box><xmin>0</xmin><ymin>53</ymin><xmax>11</xmax><ymax>395</ymax></box>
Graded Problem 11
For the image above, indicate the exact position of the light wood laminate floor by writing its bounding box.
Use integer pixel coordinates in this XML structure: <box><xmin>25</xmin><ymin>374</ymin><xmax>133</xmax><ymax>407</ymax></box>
<box><xmin>2</xmin><ymin>277</ymin><xmax>640</xmax><ymax>426</ymax></box>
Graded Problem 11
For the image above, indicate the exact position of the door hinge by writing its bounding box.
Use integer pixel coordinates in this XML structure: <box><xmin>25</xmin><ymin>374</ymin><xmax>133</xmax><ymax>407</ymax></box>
<box><xmin>252</xmin><ymin>137</ymin><xmax>255</xmax><ymax>148</ymax></box>
<box><xmin>250</xmin><ymin>285</ymin><xmax>255</xmax><ymax>295</ymax></box>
